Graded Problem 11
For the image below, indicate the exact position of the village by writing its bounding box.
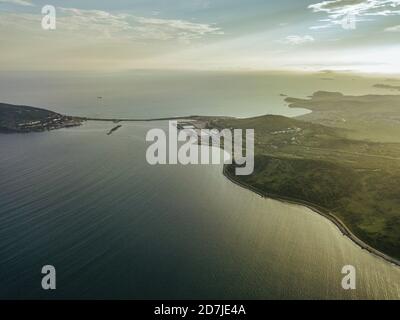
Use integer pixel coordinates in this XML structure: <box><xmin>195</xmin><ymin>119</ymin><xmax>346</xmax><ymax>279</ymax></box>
<box><xmin>15</xmin><ymin>114</ymin><xmax>82</xmax><ymax>132</ymax></box>
<box><xmin>0</xmin><ymin>102</ymin><xmax>82</xmax><ymax>133</ymax></box>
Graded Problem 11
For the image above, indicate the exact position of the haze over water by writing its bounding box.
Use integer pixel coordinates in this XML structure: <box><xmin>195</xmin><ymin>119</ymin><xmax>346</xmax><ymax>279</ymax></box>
<box><xmin>0</xmin><ymin>71</ymin><xmax>391</xmax><ymax>119</ymax></box>
<box><xmin>0</xmin><ymin>71</ymin><xmax>399</xmax><ymax>299</ymax></box>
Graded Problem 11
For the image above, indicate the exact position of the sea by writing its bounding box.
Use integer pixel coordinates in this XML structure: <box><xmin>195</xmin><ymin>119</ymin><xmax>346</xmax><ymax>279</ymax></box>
<box><xmin>0</xmin><ymin>70</ymin><xmax>399</xmax><ymax>299</ymax></box>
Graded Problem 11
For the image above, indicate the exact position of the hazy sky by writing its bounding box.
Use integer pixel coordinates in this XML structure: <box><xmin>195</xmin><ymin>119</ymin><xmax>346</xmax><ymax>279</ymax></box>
<box><xmin>1</xmin><ymin>0</ymin><xmax>400</xmax><ymax>73</ymax></box>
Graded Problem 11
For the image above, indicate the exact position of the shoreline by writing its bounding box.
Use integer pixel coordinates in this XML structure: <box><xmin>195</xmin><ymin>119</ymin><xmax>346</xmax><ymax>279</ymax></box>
<box><xmin>222</xmin><ymin>166</ymin><xmax>400</xmax><ymax>268</ymax></box>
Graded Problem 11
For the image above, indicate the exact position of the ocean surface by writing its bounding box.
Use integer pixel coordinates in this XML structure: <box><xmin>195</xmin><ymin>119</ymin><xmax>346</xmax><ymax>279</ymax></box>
<box><xmin>0</xmin><ymin>71</ymin><xmax>399</xmax><ymax>299</ymax></box>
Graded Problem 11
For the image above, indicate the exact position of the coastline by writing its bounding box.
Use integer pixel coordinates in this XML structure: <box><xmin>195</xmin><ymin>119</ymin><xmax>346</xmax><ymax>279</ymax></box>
<box><xmin>222</xmin><ymin>165</ymin><xmax>400</xmax><ymax>268</ymax></box>
<box><xmin>2</xmin><ymin>102</ymin><xmax>399</xmax><ymax>267</ymax></box>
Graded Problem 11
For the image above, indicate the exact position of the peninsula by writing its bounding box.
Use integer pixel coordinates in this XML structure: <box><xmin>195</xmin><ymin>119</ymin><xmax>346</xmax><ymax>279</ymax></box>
<box><xmin>0</xmin><ymin>103</ymin><xmax>82</xmax><ymax>133</ymax></box>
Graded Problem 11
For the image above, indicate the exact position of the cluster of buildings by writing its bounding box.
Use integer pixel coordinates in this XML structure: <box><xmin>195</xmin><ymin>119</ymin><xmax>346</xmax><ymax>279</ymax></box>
<box><xmin>15</xmin><ymin>115</ymin><xmax>81</xmax><ymax>132</ymax></box>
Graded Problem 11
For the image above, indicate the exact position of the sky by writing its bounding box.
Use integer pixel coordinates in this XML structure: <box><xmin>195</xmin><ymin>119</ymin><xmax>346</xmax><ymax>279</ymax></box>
<box><xmin>0</xmin><ymin>0</ymin><xmax>400</xmax><ymax>73</ymax></box>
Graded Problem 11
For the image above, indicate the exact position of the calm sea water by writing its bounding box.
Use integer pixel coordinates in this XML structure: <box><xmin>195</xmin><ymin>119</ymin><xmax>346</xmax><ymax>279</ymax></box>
<box><xmin>0</xmin><ymin>71</ymin><xmax>399</xmax><ymax>299</ymax></box>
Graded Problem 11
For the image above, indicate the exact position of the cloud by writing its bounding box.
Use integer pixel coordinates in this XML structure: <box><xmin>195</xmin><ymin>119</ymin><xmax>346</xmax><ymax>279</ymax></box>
<box><xmin>56</xmin><ymin>8</ymin><xmax>223</xmax><ymax>42</ymax></box>
<box><xmin>134</xmin><ymin>17</ymin><xmax>224</xmax><ymax>41</ymax></box>
<box><xmin>0</xmin><ymin>7</ymin><xmax>224</xmax><ymax>71</ymax></box>
<box><xmin>0</xmin><ymin>7</ymin><xmax>224</xmax><ymax>45</ymax></box>
<box><xmin>57</xmin><ymin>8</ymin><xmax>132</xmax><ymax>38</ymax></box>
<box><xmin>385</xmin><ymin>24</ymin><xmax>400</xmax><ymax>31</ymax></box>
<box><xmin>0</xmin><ymin>0</ymin><xmax>34</xmax><ymax>6</ymax></box>
<box><xmin>309</xmin><ymin>24</ymin><xmax>332</xmax><ymax>29</ymax></box>
<box><xmin>308</xmin><ymin>0</ymin><xmax>400</xmax><ymax>27</ymax></box>
<box><xmin>280</xmin><ymin>35</ymin><xmax>315</xmax><ymax>45</ymax></box>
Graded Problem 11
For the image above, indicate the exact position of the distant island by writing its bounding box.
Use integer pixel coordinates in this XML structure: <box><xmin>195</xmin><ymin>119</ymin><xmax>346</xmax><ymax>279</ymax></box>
<box><xmin>1</xmin><ymin>94</ymin><xmax>400</xmax><ymax>265</ymax></box>
<box><xmin>373</xmin><ymin>83</ymin><xmax>400</xmax><ymax>92</ymax></box>
<box><xmin>0</xmin><ymin>103</ymin><xmax>82</xmax><ymax>133</ymax></box>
